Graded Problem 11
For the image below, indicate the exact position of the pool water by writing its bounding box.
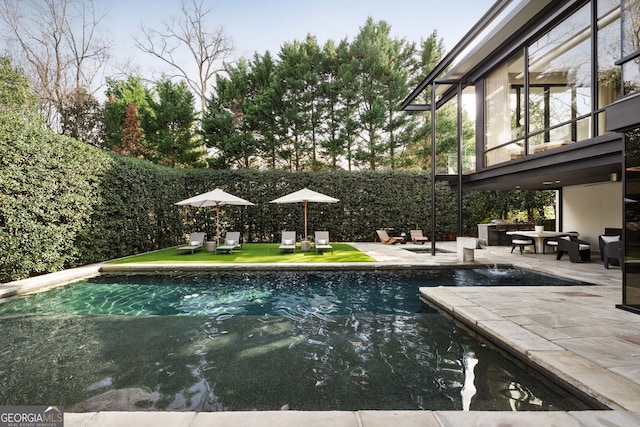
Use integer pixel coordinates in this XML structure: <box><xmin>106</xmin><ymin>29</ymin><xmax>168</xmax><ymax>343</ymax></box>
<box><xmin>0</xmin><ymin>269</ymin><xmax>591</xmax><ymax>412</ymax></box>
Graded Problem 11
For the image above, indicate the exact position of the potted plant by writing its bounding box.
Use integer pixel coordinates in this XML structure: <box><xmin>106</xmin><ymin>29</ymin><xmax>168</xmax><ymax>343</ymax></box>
<box><xmin>534</xmin><ymin>216</ymin><xmax>545</xmax><ymax>233</ymax></box>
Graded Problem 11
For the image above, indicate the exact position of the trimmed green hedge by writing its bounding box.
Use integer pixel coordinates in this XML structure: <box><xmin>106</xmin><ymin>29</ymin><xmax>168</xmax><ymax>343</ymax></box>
<box><xmin>0</xmin><ymin>111</ymin><xmax>457</xmax><ymax>283</ymax></box>
<box><xmin>175</xmin><ymin>169</ymin><xmax>456</xmax><ymax>244</ymax></box>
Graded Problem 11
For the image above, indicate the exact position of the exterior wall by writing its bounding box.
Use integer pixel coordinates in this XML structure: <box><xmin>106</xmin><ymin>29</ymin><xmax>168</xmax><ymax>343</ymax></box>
<box><xmin>562</xmin><ymin>181</ymin><xmax>623</xmax><ymax>250</ymax></box>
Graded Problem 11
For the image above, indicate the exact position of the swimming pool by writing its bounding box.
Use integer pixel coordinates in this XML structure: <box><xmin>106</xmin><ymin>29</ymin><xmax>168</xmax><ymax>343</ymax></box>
<box><xmin>0</xmin><ymin>269</ymin><xmax>592</xmax><ymax>412</ymax></box>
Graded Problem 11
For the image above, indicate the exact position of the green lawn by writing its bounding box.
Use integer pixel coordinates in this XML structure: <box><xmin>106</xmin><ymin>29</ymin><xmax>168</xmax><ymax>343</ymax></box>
<box><xmin>108</xmin><ymin>243</ymin><xmax>375</xmax><ymax>264</ymax></box>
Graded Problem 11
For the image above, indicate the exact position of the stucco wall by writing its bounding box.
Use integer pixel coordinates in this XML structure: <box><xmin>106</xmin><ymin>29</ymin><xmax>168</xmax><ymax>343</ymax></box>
<box><xmin>562</xmin><ymin>182</ymin><xmax>622</xmax><ymax>251</ymax></box>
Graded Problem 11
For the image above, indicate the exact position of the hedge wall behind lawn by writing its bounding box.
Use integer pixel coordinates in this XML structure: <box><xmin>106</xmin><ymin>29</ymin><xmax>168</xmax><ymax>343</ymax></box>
<box><xmin>0</xmin><ymin>111</ymin><xmax>456</xmax><ymax>283</ymax></box>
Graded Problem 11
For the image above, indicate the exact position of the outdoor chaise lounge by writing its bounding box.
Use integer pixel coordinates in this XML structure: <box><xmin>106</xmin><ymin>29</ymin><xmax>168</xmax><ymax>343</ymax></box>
<box><xmin>410</xmin><ymin>230</ymin><xmax>429</xmax><ymax>245</ymax></box>
<box><xmin>376</xmin><ymin>230</ymin><xmax>403</xmax><ymax>245</ymax></box>
<box><xmin>176</xmin><ymin>232</ymin><xmax>206</xmax><ymax>254</ymax></box>
<box><xmin>215</xmin><ymin>231</ymin><xmax>242</xmax><ymax>254</ymax></box>
<box><xmin>278</xmin><ymin>231</ymin><xmax>296</xmax><ymax>254</ymax></box>
<box><xmin>556</xmin><ymin>235</ymin><xmax>591</xmax><ymax>262</ymax></box>
<box><xmin>314</xmin><ymin>231</ymin><xmax>333</xmax><ymax>254</ymax></box>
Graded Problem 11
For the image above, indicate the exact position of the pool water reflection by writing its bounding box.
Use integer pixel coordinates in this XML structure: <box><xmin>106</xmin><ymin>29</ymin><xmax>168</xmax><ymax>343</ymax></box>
<box><xmin>0</xmin><ymin>270</ymin><xmax>592</xmax><ymax>412</ymax></box>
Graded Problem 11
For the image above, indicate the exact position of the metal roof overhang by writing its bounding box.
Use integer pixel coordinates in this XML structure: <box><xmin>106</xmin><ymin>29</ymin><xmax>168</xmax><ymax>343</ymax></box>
<box><xmin>459</xmin><ymin>136</ymin><xmax>622</xmax><ymax>191</ymax></box>
<box><xmin>400</xmin><ymin>0</ymin><xmax>515</xmax><ymax>110</ymax></box>
<box><xmin>401</xmin><ymin>0</ymin><xmax>556</xmax><ymax>109</ymax></box>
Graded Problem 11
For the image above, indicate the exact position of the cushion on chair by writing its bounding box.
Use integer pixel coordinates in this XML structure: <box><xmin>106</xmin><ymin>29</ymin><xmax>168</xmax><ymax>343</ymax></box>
<box><xmin>600</xmin><ymin>235</ymin><xmax>620</xmax><ymax>244</ymax></box>
<box><xmin>225</xmin><ymin>240</ymin><xmax>236</xmax><ymax>246</ymax></box>
<box><xmin>579</xmin><ymin>244</ymin><xmax>590</xmax><ymax>250</ymax></box>
<box><xmin>317</xmin><ymin>239</ymin><xmax>327</xmax><ymax>245</ymax></box>
<box><xmin>283</xmin><ymin>239</ymin><xmax>294</xmax><ymax>245</ymax></box>
<box><xmin>190</xmin><ymin>241</ymin><xmax>201</xmax><ymax>246</ymax></box>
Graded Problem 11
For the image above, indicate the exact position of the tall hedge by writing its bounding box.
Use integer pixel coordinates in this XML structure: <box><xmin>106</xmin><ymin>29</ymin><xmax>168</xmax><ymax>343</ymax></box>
<box><xmin>175</xmin><ymin>169</ymin><xmax>456</xmax><ymax>243</ymax></box>
<box><xmin>0</xmin><ymin>111</ymin><xmax>457</xmax><ymax>283</ymax></box>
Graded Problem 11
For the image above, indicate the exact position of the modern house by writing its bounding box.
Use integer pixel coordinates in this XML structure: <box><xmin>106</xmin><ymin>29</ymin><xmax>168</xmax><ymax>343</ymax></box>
<box><xmin>402</xmin><ymin>0</ymin><xmax>640</xmax><ymax>314</ymax></box>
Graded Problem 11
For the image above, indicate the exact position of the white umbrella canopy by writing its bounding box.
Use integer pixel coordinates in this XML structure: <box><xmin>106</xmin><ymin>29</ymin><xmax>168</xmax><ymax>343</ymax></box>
<box><xmin>270</xmin><ymin>188</ymin><xmax>339</xmax><ymax>239</ymax></box>
<box><xmin>176</xmin><ymin>188</ymin><xmax>254</xmax><ymax>242</ymax></box>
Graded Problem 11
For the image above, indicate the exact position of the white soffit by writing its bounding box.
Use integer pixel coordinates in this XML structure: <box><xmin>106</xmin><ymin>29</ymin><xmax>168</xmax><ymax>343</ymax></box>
<box><xmin>444</xmin><ymin>0</ymin><xmax>553</xmax><ymax>81</ymax></box>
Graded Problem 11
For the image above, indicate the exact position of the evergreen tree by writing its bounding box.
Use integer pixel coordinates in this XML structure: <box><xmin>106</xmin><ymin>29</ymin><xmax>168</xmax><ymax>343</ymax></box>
<box><xmin>318</xmin><ymin>39</ymin><xmax>347</xmax><ymax>169</ymax></box>
<box><xmin>145</xmin><ymin>78</ymin><xmax>203</xmax><ymax>168</ymax></box>
<box><xmin>60</xmin><ymin>87</ymin><xmax>103</xmax><ymax>147</ymax></box>
<box><xmin>350</xmin><ymin>18</ymin><xmax>392</xmax><ymax>170</ymax></box>
<box><xmin>410</xmin><ymin>31</ymin><xmax>447</xmax><ymax>170</ymax></box>
<box><xmin>381</xmin><ymin>37</ymin><xmax>418</xmax><ymax>169</ymax></box>
<box><xmin>103</xmin><ymin>76</ymin><xmax>152</xmax><ymax>154</ymax></box>
<box><xmin>277</xmin><ymin>37</ymin><xmax>318</xmax><ymax>170</ymax></box>
<box><xmin>246</xmin><ymin>51</ymin><xmax>282</xmax><ymax>169</ymax></box>
<box><xmin>116</xmin><ymin>103</ymin><xmax>145</xmax><ymax>158</ymax></box>
<box><xmin>202</xmin><ymin>59</ymin><xmax>258</xmax><ymax>168</ymax></box>
<box><xmin>336</xmin><ymin>41</ymin><xmax>360</xmax><ymax>171</ymax></box>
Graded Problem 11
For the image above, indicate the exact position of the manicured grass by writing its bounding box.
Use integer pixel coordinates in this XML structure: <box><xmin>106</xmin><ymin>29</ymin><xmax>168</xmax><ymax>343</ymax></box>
<box><xmin>108</xmin><ymin>243</ymin><xmax>375</xmax><ymax>264</ymax></box>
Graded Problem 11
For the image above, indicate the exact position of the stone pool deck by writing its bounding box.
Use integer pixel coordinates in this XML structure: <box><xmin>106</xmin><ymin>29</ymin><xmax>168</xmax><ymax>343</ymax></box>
<box><xmin>2</xmin><ymin>242</ymin><xmax>640</xmax><ymax>426</ymax></box>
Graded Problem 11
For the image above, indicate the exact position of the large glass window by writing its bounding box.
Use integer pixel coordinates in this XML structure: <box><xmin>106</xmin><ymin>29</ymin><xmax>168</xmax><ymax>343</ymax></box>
<box><xmin>484</xmin><ymin>2</ymin><xmax>599</xmax><ymax>166</ymax></box>
<box><xmin>528</xmin><ymin>3</ymin><xmax>592</xmax><ymax>152</ymax></box>
<box><xmin>598</xmin><ymin>0</ymin><xmax>622</xmax><ymax>134</ymax></box>
<box><xmin>485</xmin><ymin>51</ymin><xmax>524</xmax><ymax>166</ymax></box>
<box><xmin>461</xmin><ymin>85</ymin><xmax>476</xmax><ymax>174</ymax></box>
<box><xmin>622</xmin><ymin>0</ymin><xmax>640</xmax><ymax>95</ymax></box>
<box><xmin>624</xmin><ymin>127</ymin><xmax>640</xmax><ymax>309</ymax></box>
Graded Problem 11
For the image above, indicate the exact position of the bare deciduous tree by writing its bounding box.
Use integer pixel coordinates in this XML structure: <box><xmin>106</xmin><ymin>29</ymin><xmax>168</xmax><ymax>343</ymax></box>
<box><xmin>0</xmin><ymin>0</ymin><xmax>110</xmax><ymax>132</ymax></box>
<box><xmin>134</xmin><ymin>0</ymin><xmax>233</xmax><ymax>113</ymax></box>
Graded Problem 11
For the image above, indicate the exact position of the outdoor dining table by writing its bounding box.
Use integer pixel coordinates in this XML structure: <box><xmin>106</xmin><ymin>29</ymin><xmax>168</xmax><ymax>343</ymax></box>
<box><xmin>506</xmin><ymin>230</ymin><xmax>579</xmax><ymax>253</ymax></box>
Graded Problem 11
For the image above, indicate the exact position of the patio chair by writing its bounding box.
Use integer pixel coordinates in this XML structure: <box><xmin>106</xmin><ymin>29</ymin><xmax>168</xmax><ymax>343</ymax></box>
<box><xmin>314</xmin><ymin>231</ymin><xmax>333</xmax><ymax>254</ymax></box>
<box><xmin>510</xmin><ymin>234</ymin><xmax>536</xmax><ymax>254</ymax></box>
<box><xmin>556</xmin><ymin>236</ymin><xmax>591</xmax><ymax>263</ymax></box>
<box><xmin>603</xmin><ymin>240</ymin><xmax>622</xmax><ymax>269</ymax></box>
<box><xmin>376</xmin><ymin>229</ymin><xmax>403</xmax><ymax>245</ymax></box>
<box><xmin>215</xmin><ymin>231</ymin><xmax>242</xmax><ymax>254</ymax></box>
<box><xmin>410</xmin><ymin>230</ymin><xmax>429</xmax><ymax>245</ymax></box>
<box><xmin>278</xmin><ymin>231</ymin><xmax>296</xmax><ymax>254</ymax></box>
<box><xmin>599</xmin><ymin>234</ymin><xmax>622</xmax><ymax>268</ymax></box>
<box><xmin>599</xmin><ymin>234</ymin><xmax>621</xmax><ymax>266</ymax></box>
<box><xmin>543</xmin><ymin>232</ymin><xmax>577</xmax><ymax>254</ymax></box>
<box><xmin>176</xmin><ymin>232</ymin><xmax>206</xmax><ymax>255</ymax></box>
<box><xmin>543</xmin><ymin>237</ymin><xmax>558</xmax><ymax>253</ymax></box>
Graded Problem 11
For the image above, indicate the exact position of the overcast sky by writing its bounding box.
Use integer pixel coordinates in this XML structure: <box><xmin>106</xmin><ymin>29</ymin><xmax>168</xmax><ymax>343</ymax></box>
<box><xmin>104</xmin><ymin>0</ymin><xmax>496</xmax><ymax>78</ymax></box>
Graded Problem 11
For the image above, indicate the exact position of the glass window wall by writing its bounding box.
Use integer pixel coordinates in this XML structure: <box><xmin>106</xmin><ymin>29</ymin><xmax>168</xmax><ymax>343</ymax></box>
<box><xmin>485</xmin><ymin>51</ymin><xmax>524</xmax><ymax>166</ymax></box>
<box><xmin>485</xmin><ymin>0</ymin><xmax>624</xmax><ymax>166</ymax></box>
<box><xmin>461</xmin><ymin>85</ymin><xmax>476</xmax><ymax>174</ymax></box>
<box><xmin>598</xmin><ymin>0</ymin><xmax>622</xmax><ymax>135</ymax></box>
<box><xmin>622</xmin><ymin>0</ymin><xmax>640</xmax><ymax>95</ymax></box>
<box><xmin>528</xmin><ymin>3</ymin><xmax>592</xmax><ymax>152</ymax></box>
<box><xmin>624</xmin><ymin>127</ymin><xmax>640</xmax><ymax>309</ymax></box>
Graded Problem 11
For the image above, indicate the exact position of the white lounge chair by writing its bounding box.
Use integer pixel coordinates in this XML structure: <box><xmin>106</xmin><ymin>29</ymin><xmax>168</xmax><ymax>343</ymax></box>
<box><xmin>176</xmin><ymin>232</ymin><xmax>206</xmax><ymax>254</ymax></box>
<box><xmin>215</xmin><ymin>231</ymin><xmax>242</xmax><ymax>254</ymax></box>
<box><xmin>278</xmin><ymin>231</ymin><xmax>296</xmax><ymax>254</ymax></box>
<box><xmin>314</xmin><ymin>231</ymin><xmax>333</xmax><ymax>254</ymax></box>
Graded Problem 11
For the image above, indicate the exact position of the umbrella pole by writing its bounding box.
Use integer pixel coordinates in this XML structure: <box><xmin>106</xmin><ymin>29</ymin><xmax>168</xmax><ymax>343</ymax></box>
<box><xmin>304</xmin><ymin>200</ymin><xmax>308</xmax><ymax>240</ymax></box>
<box><xmin>216</xmin><ymin>203</ymin><xmax>220</xmax><ymax>244</ymax></box>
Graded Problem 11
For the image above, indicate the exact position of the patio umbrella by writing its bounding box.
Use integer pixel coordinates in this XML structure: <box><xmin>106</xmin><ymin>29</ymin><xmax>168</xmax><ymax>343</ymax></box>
<box><xmin>270</xmin><ymin>188</ymin><xmax>339</xmax><ymax>239</ymax></box>
<box><xmin>175</xmin><ymin>188</ymin><xmax>254</xmax><ymax>243</ymax></box>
